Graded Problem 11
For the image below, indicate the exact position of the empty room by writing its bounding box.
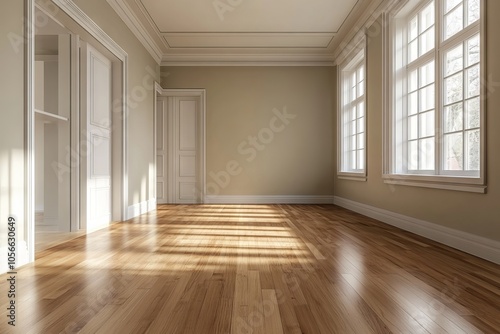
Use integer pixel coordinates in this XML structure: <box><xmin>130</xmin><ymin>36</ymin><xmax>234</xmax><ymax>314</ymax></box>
<box><xmin>1</xmin><ymin>0</ymin><xmax>499</xmax><ymax>333</ymax></box>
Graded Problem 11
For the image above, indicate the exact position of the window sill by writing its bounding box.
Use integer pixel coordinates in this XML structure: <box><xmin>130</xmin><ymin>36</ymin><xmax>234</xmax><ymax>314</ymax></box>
<box><xmin>337</xmin><ymin>173</ymin><xmax>367</xmax><ymax>182</ymax></box>
<box><xmin>383</xmin><ymin>174</ymin><xmax>486</xmax><ymax>193</ymax></box>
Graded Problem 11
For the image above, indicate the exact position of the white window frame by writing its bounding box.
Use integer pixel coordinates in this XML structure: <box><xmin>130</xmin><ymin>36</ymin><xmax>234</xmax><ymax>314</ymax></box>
<box><xmin>383</xmin><ymin>0</ymin><xmax>486</xmax><ymax>193</ymax></box>
<box><xmin>338</xmin><ymin>36</ymin><xmax>367</xmax><ymax>181</ymax></box>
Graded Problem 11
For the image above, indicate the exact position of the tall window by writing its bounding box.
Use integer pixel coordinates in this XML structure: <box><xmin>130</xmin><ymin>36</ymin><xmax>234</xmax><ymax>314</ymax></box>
<box><xmin>386</xmin><ymin>0</ymin><xmax>484</xmax><ymax>192</ymax></box>
<box><xmin>338</xmin><ymin>47</ymin><xmax>366</xmax><ymax>179</ymax></box>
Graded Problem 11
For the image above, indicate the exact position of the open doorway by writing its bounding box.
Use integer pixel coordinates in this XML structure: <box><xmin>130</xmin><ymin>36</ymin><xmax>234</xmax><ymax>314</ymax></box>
<box><xmin>33</xmin><ymin>5</ymin><xmax>126</xmax><ymax>252</ymax></box>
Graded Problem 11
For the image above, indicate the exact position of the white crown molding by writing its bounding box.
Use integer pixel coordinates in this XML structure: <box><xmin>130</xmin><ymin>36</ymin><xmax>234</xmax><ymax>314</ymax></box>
<box><xmin>332</xmin><ymin>0</ymin><xmax>401</xmax><ymax>65</ymax></box>
<box><xmin>205</xmin><ymin>195</ymin><xmax>335</xmax><ymax>204</ymax></box>
<box><xmin>161</xmin><ymin>54</ymin><xmax>335</xmax><ymax>67</ymax></box>
<box><xmin>334</xmin><ymin>196</ymin><xmax>500</xmax><ymax>265</ymax></box>
<box><xmin>106</xmin><ymin>0</ymin><xmax>163</xmax><ymax>64</ymax></box>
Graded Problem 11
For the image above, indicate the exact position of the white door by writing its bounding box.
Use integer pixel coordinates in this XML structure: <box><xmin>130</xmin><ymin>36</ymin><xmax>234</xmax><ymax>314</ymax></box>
<box><xmin>156</xmin><ymin>97</ymin><xmax>167</xmax><ymax>204</ymax></box>
<box><xmin>81</xmin><ymin>43</ymin><xmax>112</xmax><ymax>231</ymax></box>
<box><xmin>157</xmin><ymin>95</ymin><xmax>202</xmax><ymax>204</ymax></box>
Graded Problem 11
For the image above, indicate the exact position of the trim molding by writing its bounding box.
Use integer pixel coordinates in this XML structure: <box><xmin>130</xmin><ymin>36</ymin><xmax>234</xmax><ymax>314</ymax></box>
<box><xmin>127</xmin><ymin>198</ymin><xmax>157</xmax><ymax>219</ymax></box>
<box><xmin>333</xmin><ymin>196</ymin><xmax>500</xmax><ymax>265</ymax></box>
<box><xmin>205</xmin><ymin>195</ymin><xmax>335</xmax><ymax>204</ymax></box>
<box><xmin>161</xmin><ymin>54</ymin><xmax>335</xmax><ymax>67</ymax></box>
<box><xmin>106</xmin><ymin>0</ymin><xmax>162</xmax><ymax>64</ymax></box>
<box><xmin>53</xmin><ymin>0</ymin><xmax>130</xmax><ymax>222</ymax></box>
<box><xmin>25</xmin><ymin>0</ymin><xmax>35</xmax><ymax>265</ymax></box>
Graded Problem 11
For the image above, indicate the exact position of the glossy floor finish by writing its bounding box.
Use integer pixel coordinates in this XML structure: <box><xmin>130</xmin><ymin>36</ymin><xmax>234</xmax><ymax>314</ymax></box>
<box><xmin>1</xmin><ymin>205</ymin><xmax>500</xmax><ymax>333</ymax></box>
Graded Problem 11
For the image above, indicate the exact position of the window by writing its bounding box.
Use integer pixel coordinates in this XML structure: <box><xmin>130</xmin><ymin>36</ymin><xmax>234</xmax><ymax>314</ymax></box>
<box><xmin>385</xmin><ymin>0</ymin><xmax>485</xmax><ymax>192</ymax></box>
<box><xmin>338</xmin><ymin>45</ymin><xmax>366</xmax><ymax>180</ymax></box>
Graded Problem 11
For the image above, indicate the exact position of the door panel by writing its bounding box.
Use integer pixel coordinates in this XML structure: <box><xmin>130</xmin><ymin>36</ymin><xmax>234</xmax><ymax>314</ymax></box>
<box><xmin>81</xmin><ymin>43</ymin><xmax>112</xmax><ymax>231</ymax></box>
<box><xmin>156</xmin><ymin>95</ymin><xmax>201</xmax><ymax>204</ymax></box>
<box><xmin>156</xmin><ymin>97</ymin><xmax>168</xmax><ymax>204</ymax></box>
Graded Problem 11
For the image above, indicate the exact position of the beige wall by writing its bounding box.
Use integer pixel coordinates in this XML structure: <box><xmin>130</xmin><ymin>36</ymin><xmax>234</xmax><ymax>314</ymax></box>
<box><xmin>0</xmin><ymin>1</ymin><xmax>27</xmax><ymax>270</ymax></box>
<box><xmin>73</xmin><ymin>0</ymin><xmax>159</xmax><ymax>207</ymax></box>
<box><xmin>162</xmin><ymin>66</ymin><xmax>335</xmax><ymax>196</ymax></box>
<box><xmin>334</xmin><ymin>2</ymin><xmax>500</xmax><ymax>242</ymax></box>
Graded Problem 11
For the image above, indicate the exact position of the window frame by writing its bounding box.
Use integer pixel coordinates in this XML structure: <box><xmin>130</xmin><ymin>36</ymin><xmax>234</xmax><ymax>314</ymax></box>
<box><xmin>383</xmin><ymin>0</ymin><xmax>486</xmax><ymax>193</ymax></box>
<box><xmin>338</xmin><ymin>36</ymin><xmax>367</xmax><ymax>181</ymax></box>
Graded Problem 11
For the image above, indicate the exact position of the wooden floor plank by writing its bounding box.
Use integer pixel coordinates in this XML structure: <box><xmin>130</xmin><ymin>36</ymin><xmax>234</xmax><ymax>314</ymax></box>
<box><xmin>1</xmin><ymin>204</ymin><xmax>499</xmax><ymax>334</ymax></box>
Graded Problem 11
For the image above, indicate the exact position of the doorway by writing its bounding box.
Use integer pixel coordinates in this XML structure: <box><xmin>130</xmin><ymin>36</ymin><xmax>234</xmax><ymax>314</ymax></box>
<box><xmin>156</xmin><ymin>89</ymin><xmax>206</xmax><ymax>204</ymax></box>
<box><xmin>32</xmin><ymin>5</ymin><xmax>126</xmax><ymax>252</ymax></box>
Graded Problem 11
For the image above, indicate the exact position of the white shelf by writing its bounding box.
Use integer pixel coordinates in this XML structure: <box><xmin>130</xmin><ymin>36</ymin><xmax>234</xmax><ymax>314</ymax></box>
<box><xmin>35</xmin><ymin>109</ymin><xmax>69</xmax><ymax>122</ymax></box>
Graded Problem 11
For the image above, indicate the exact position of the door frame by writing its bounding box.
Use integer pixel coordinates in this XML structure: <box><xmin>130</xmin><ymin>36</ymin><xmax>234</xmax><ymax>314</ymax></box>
<box><xmin>155</xmin><ymin>87</ymin><xmax>206</xmax><ymax>203</ymax></box>
<box><xmin>25</xmin><ymin>0</ymin><xmax>129</xmax><ymax>263</ymax></box>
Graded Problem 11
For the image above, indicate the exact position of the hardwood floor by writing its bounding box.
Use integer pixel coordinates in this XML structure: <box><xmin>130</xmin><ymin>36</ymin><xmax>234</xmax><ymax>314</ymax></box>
<box><xmin>1</xmin><ymin>204</ymin><xmax>500</xmax><ymax>333</ymax></box>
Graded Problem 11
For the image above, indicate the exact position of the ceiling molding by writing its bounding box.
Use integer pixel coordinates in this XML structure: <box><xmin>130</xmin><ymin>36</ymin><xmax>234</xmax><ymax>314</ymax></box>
<box><xmin>106</xmin><ymin>0</ymin><xmax>164</xmax><ymax>64</ymax></box>
<box><xmin>161</xmin><ymin>54</ymin><xmax>335</xmax><ymax>67</ymax></box>
<box><xmin>163</xmin><ymin>32</ymin><xmax>335</xmax><ymax>49</ymax></box>
<box><xmin>105</xmin><ymin>0</ymin><xmax>382</xmax><ymax>66</ymax></box>
<box><xmin>332</xmin><ymin>0</ymin><xmax>401</xmax><ymax>64</ymax></box>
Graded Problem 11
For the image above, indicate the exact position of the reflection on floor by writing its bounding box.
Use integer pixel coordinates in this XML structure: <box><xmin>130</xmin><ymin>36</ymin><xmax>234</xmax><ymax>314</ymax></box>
<box><xmin>35</xmin><ymin>211</ymin><xmax>85</xmax><ymax>252</ymax></box>
<box><xmin>2</xmin><ymin>204</ymin><xmax>500</xmax><ymax>333</ymax></box>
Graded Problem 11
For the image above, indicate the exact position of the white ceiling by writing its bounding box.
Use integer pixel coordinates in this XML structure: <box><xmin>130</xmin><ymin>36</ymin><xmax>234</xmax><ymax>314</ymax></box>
<box><xmin>106</xmin><ymin>0</ymin><xmax>374</xmax><ymax>65</ymax></box>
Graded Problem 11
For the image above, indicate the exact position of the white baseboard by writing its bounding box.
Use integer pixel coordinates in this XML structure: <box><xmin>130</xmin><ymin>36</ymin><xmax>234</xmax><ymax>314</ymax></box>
<box><xmin>334</xmin><ymin>196</ymin><xmax>500</xmax><ymax>265</ymax></box>
<box><xmin>127</xmin><ymin>198</ymin><xmax>157</xmax><ymax>220</ymax></box>
<box><xmin>204</xmin><ymin>195</ymin><xmax>335</xmax><ymax>204</ymax></box>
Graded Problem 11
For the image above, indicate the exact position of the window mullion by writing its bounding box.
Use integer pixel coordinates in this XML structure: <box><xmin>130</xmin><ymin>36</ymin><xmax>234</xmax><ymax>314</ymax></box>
<box><xmin>435</xmin><ymin>0</ymin><xmax>442</xmax><ymax>175</ymax></box>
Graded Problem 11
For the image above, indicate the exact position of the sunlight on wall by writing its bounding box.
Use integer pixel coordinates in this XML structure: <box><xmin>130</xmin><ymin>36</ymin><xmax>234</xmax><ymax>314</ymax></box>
<box><xmin>0</xmin><ymin>149</ymin><xmax>29</xmax><ymax>272</ymax></box>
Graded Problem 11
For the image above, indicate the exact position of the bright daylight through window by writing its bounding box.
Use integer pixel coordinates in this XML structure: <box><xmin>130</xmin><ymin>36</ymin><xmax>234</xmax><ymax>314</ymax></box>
<box><xmin>385</xmin><ymin>0</ymin><xmax>484</xmax><ymax>192</ymax></box>
<box><xmin>339</xmin><ymin>46</ymin><xmax>366</xmax><ymax>180</ymax></box>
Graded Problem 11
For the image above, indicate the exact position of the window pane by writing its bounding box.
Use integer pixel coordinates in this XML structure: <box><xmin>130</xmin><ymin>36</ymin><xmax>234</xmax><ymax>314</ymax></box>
<box><xmin>444</xmin><ymin>103</ymin><xmax>463</xmax><ymax>133</ymax></box>
<box><xmin>408</xmin><ymin>140</ymin><xmax>419</xmax><ymax>170</ymax></box>
<box><xmin>465</xmin><ymin>129</ymin><xmax>480</xmax><ymax>170</ymax></box>
<box><xmin>420</xmin><ymin>61</ymin><xmax>435</xmax><ymax>87</ymax></box>
<box><xmin>357</xmin><ymin>149</ymin><xmax>365</xmax><ymax>170</ymax></box>
<box><xmin>445</xmin><ymin>5</ymin><xmax>464</xmax><ymax>39</ymax></box>
<box><xmin>446</xmin><ymin>0</ymin><xmax>462</xmax><ymax>13</ymax></box>
<box><xmin>420</xmin><ymin>137</ymin><xmax>435</xmax><ymax>170</ymax></box>
<box><xmin>409</xmin><ymin>40</ymin><xmax>419</xmax><ymax>63</ymax></box>
<box><xmin>358</xmin><ymin>101</ymin><xmax>365</xmax><ymax>118</ymax></box>
<box><xmin>444</xmin><ymin>133</ymin><xmax>464</xmax><ymax>170</ymax></box>
<box><xmin>350</xmin><ymin>134</ymin><xmax>356</xmax><ymax>150</ymax></box>
<box><xmin>445</xmin><ymin>72</ymin><xmax>463</xmax><ymax>104</ymax></box>
<box><xmin>350</xmin><ymin>151</ymin><xmax>356</xmax><ymax>169</ymax></box>
<box><xmin>409</xmin><ymin>69</ymin><xmax>418</xmax><ymax>92</ymax></box>
<box><xmin>420</xmin><ymin>27</ymin><xmax>435</xmax><ymax>55</ymax></box>
<box><xmin>409</xmin><ymin>16</ymin><xmax>418</xmax><ymax>41</ymax></box>
<box><xmin>409</xmin><ymin>92</ymin><xmax>419</xmax><ymax>115</ymax></box>
<box><xmin>420</xmin><ymin>110</ymin><xmax>435</xmax><ymax>137</ymax></box>
<box><xmin>357</xmin><ymin>117</ymin><xmax>365</xmax><ymax>133</ymax></box>
<box><xmin>420</xmin><ymin>84</ymin><xmax>435</xmax><ymax>111</ymax></box>
<box><xmin>467</xmin><ymin>0</ymin><xmax>480</xmax><ymax>26</ymax></box>
<box><xmin>358</xmin><ymin>66</ymin><xmax>364</xmax><ymax>82</ymax></box>
<box><xmin>357</xmin><ymin>133</ymin><xmax>365</xmax><ymax>149</ymax></box>
<box><xmin>350</xmin><ymin>120</ymin><xmax>356</xmax><ymax>135</ymax></box>
<box><xmin>445</xmin><ymin>44</ymin><xmax>464</xmax><ymax>76</ymax></box>
<box><xmin>466</xmin><ymin>97</ymin><xmax>480</xmax><ymax>129</ymax></box>
<box><xmin>466</xmin><ymin>34</ymin><xmax>480</xmax><ymax>66</ymax></box>
<box><xmin>466</xmin><ymin>64</ymin><xmax>480</xmax><ymax>98</ymax></box>
<box><xmin>409</xmin><ymin>115</ymin><xmax>418</xmax><ymax>140</ymax></box>
<box><xmin>358</xmin><ymin>80</ymin><xmax>365</xmax><ymax>98</ymax></box>
<box><xmin>420</xmin><ymin>2</ymin><xmax>434</xmax><ymax>33</ymax></box>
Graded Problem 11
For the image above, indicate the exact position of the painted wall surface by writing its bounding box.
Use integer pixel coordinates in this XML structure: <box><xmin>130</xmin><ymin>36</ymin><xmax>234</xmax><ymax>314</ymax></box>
<box><xmin>161</xmin><ymin>66</ymin><xmax>336</xmax><ymax>196</ymax></box>
<box><xmin>73</xmin><ymin>0</ymin><xmax>159</xmax><ymax>209</ymax></box>
<box><xmin>334</xmin><ymin>4</ymin><xmax>500</xmax><ymax>242</ymax></box>
<box><xmin>0</xmin><ymin>1</ymin><xmax>27</xmax><ymax>271</ymax></box>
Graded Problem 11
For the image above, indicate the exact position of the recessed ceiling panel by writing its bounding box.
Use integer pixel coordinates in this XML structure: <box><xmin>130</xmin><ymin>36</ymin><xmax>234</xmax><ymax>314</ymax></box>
<box><xmin>164</xmin><ymin>33</ymin><xmax>335</xmax><ymax>48</ymax></box>
<box><xmin>140</xmin><ymin>0</ymin><xmax>359</xmax><ymax>33</ymax></box>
